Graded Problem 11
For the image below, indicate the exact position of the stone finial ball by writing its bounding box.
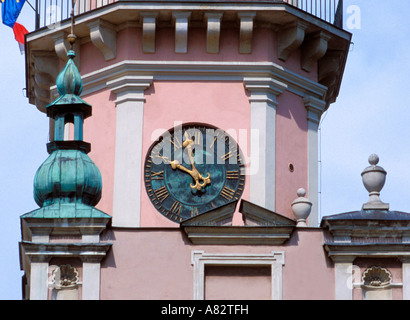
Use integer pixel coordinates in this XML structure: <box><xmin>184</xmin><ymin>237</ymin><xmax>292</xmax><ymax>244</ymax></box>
<box><xmin>368</xmin><ymin>154</ymin><xmax>379</xmax><ymax>166</ymax></box>
<box><xmin>297</xmin><ymin>188</ymin><xmax>306</xmax><ymax>197</ymax></box>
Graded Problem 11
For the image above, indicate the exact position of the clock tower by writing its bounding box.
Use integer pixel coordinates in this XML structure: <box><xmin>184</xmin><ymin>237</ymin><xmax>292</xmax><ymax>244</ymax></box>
<box><xmin>19</xmin><ymin>0</ymin><xmax>387</xmax><ymax>301</ymax></box>
<box><xmin>24</xmin><ymin>0</ymin><xmax>351</xmax><ymax>230</ymax></box>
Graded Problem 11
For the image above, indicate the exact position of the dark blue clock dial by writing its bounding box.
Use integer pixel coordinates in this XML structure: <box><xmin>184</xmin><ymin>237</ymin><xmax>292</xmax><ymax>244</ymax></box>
<box><xmin>144</xmin><ymin>124</ymin><xmax>245</xmax><ymax>223</ymax></box>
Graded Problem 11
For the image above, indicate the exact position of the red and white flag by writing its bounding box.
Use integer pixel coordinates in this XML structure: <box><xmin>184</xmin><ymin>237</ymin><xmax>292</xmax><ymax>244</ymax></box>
<box><xmin>1</xmin><ymin>0</ymin><xmax>29</xmax><ymax>53</ymax></box>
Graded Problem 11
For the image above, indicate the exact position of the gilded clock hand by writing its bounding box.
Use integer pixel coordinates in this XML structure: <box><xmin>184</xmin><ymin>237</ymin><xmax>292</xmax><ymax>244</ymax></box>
<box><xmin>169</xmin><ymin>133</ymin><xmax>211</xmax><ymax>191</ymax></box>
<box><xmin>183</xmin><ymin>133</ymin><xmax>211</xmax><ymax>190</ymax></box>
<box><xmin>170</xmin><ymin>160</ymin><xmax>192</xmax><ymax>175</ymax></box>
<box><xmin>170</xmin><ymin>159</ymin><xmax>211</xmax><ymax>191</ymax></box>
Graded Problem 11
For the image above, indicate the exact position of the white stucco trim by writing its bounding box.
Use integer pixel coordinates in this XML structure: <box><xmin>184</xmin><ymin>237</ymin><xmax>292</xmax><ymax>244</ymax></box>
<box><xmin>191</xmin><ymin>251</ymin><xmax>285</xmax><ymax>300</ymax></box>
<box><xmin>76</xmin><ymin>60</ymin><xmax>327</xmax><ymax>100</ymax></box>
<box><xmin>82</xmin><ymin>261</ymin><xmax>101</xmax><ymax>300</ymax></box>
<box><xmin>333</xmin><ymin>256</ymin><xmax>355</xmax><ymax>300</ymax></box>
<box><xmin>243</xmin><ymin>77</ymin><xmax>287</xmax><ymax>212</ymax></box>
<box><xmin>401</xmin><ymin>258</ymin><xmax>410</xmax><ymax>300</ymax></box>
<box><xmin>107</xmin><ymin>76</ymin><xmax>154</xmax><ymax>228</ymax></box>
<box><xmin>30</xmin><ymin>262</ymin><xmax>49</xmax><ymax>300</ymax></box>
<box><xmin>304</xmin><ymin>96</ymin><xmax>326</xmax><ymax>227</ymax></box>
<box><xmin>20</xmin><ymin>241</ymin><xmax>111</xmax><ymax>300</ymax></box>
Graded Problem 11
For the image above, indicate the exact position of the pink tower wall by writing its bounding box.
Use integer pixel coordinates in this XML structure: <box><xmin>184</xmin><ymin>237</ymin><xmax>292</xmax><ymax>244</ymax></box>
<box><xmin>81</xmin><ymin>26</ymin><xmax>313</xmax><ymax>224</ymax></box>
<box><xmin>79</xmin><ymin>23</ymin><xmax>325</xmax><ymax>300</ymax></box>
<box><xmin>141</xmin><ymin>80</ymin><xmax>251</xmax><ymax>227</ymax></box>
<box><xmin>100</xmin><ymin>229</ymin><xmax>333</xmax><ymax>300</ymax></box>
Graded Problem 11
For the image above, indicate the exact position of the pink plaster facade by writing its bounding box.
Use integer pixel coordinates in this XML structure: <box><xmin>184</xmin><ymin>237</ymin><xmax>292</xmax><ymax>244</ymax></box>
<box><xmin>276</xmin><ymin>91</ymin><xmax>309</xmax><ymax>216</ymax></box>
<box><xmin>81</xmin><ymin>25</ymin><xmax>312</xmax><ymax>225</ymax></box>
<box><xmin>74</xmin><ymin>5</ymin><xmax>341</xmax><ymax>299</ymax></box>
<box><xmin>141</xmin><ymin>80</ymin><xmax>253</xmax><ymax>227</ymax></box>
<box><xmin>83</xmin><ymin>89</ymin><xmax>116</xmax><ymax>215</ymax></box>
<box><xmin>99</xmin><ymin>229</ymin><xmax>333</xmax><ymax>300</ymax></box>
<box><xmin>73</xmin><ymin>17</ymin><xmax>328</xmax><ymax>299</ymax></box>
<box><xmin>27</xmin><ymin>2</ymin><xmax>410</xmax><ymax>302</ymax></box>
<box><xmin>79</xmin><ymin>18</ymin><xmax>334</xmax><ymax>299</ymax></box>
<box><xmin>80</xmin><ymin>26</ymin><xmax>316</xmax><ymax>80</ymax></box>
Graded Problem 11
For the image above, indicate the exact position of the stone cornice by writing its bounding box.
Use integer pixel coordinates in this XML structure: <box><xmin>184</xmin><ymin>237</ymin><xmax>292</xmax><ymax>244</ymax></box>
<box><xmin>181</xmin><ymin>200</ymin><xmax>296</xmax><ymax>245</ymax></box>
<box><xmin>243</xmin><ymin>77</ymin><xmax>287</xmax><ymax>106</ymax></box>
<box><xmin>19</xmin><ymin>241</ymin><xmax>112</xmax><ymax>263</ymax></box>
<box><xmin>27</xmin><ymin>1</ymin><xmax>350</xmax><ymax>43</ymax></box>
<box><xmin>304</xmin><ymin>95</ymin><xmax>327</xmax><ymax>124</ymax></box>
<box><xmin>66</xmin><ymin>60</ymin><xmax>327</xmax><ymax>101</ymax></box>
<box><xmin>240</xmin><ymin>199</ymin><xmax>296</xmax><ymax>226</ymax></box>
<box><xmin>183</xmin><ymin>226</ymin><xmax>294</xmax><ymax>245</ymax></box>
<box><xmin>21</xmin><ymin>216</ymin><xmax>111</xmax><ymax>243</ymax></box>
<box><xmin>324</xmin><ymin>243</ymin><xmax>410</xmax><ymax>262</ymax></box>
<box><xmin>27</xmin><ymin>1</ymin><xmax>350</xmax><ymax>111</ymax></box>
<box><xmin>106</xmin><ymin>75</ymin><xmax>154</xmax><ymax>104</ymax></box>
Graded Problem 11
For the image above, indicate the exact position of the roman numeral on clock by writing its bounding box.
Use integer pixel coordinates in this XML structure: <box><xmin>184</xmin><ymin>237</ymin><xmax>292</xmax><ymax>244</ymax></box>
<box><xmin>151</xmin><ymin>171</ymin><xmax>164</xmax><ymax>180</ymax></box>
<box><xmin>220</xmin><ymin>186</ymin><xmax>236</xmax><ymax>200</ymax></box>
<box><xmin>226</xmin><ymin>170</ymin><xmax>239</xmax><ymax>179</ymax></box>
<box><xmin>170</xmin><ymin>201</ymin><xmax>183</xmax><ymax>215</ymax></box>
<box><xmin>154</xmin><ymin>186</ymin><xmax>169</xmax><ymax>203</ymax></box>
<box><xmin>191</xmin><ymin>206</ymin><xmax>199</xmax><ymax>217</ymax></box>
<box><xmin>221</xmin><ymin>151</ymin><xmax>233</xmax><ymax>161</ymax></box>
<box><xmin>169</xmin><ymin>136</ymin><xmax>182</xmax><ymax>150</ymax></box>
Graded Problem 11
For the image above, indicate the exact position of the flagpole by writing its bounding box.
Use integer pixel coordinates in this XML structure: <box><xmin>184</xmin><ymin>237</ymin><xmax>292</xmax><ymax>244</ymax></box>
<box><xmin>67</xmin><ymin>0</ymin><xmax>77</xmax><ymax>49</ymax></box>
<box><xmin>35</xmin><ymin>0</ymin><xmax>39</xmax><ymax>29</ymax></box>
<box><xmin>19</xmin><ymin>0</ymin><xmax>39</xmax><ymax>29</ymax></box>
<box><xmin>24</xmin><ymin>0</ymin><xmax>36</xmax><ymax>11</ymax></box>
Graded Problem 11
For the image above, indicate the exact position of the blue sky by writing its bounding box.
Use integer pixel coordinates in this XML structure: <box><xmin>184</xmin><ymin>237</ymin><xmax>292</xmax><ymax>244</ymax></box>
<box><xmin>1</xmin><ymin>1</ymin><xmax>410</xmax><ymax>300</ymax></box>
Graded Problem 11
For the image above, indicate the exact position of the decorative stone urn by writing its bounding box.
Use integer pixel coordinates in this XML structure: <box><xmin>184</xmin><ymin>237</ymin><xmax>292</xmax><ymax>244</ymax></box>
<box><xmin>291</xmin><ymin>188</ymin><xmax>312</xmax><ymax>227</ymax></box>
<box><xmin>361</xmin><ymin>154</ymin><xmax>389</xmax><ymax>210</ymax></box>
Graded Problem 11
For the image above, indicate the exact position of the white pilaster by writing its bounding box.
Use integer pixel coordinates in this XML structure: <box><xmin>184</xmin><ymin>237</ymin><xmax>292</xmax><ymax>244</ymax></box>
<box><xmin>30</xmin><ymin>261</ymin><xmax>49</xmax><ymax>300</ymax></box>
<box><xmin>108</xmin><ymin>75</ymin><xmax>153</xmax><ymax>228</ymax></box>
<box><xmin>82</xmin><ymin>261</ymin><xmax>101</xmax><ymax>300</ymax></box>
<box><xmin>401</xmin><ymin>258</ymin><xmax>410</xmax><ymax>300</ymax></box>
<box><xmin>244</xmin><ymin>77</ymin><xmax>286</xmax><ymax>212</ymax></box>
<box><xmin>334</xmin><ymin>257</ymin><xmax>355</xmax><ymax>300</ymax></box>
<box><xmin>271</xmin><ymin>257</ymin><xmax>284</xmax><ymax>300</ymax></box>
<box><xmin>303</xmin><ymin>96</ymin><xmax>326</xmax><ymax>227</ymax></box>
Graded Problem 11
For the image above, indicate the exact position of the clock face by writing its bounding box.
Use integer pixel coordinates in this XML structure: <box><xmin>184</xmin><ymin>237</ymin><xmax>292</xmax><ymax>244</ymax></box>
<box><xmin>144</xmin><ymin>124</ymin><xmax>245</xmax><ymax>223</ymax></box>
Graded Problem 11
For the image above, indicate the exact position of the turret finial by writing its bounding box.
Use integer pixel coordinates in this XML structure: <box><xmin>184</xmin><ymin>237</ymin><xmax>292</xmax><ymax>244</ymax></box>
<box><xmin>361</xmin><ymin>154</ymin><xmax>389</xmax><ymax>210</ymax></box>
<box><xmin>291</xmin><ymin>188</ymin><xmax>312</xmax><ymax>227</ymax></box>
<box><xmin>68</xmin><ymin>0</ymin><xmax>78</xmax><ymax>50</ymax></box>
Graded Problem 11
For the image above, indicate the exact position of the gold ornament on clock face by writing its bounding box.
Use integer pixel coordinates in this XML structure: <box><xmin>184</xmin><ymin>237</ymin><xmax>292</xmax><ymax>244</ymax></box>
<box><xmin>144</xmin><ymin>124</ymin><xmax>245</xmax><ymax>223</ymax></box>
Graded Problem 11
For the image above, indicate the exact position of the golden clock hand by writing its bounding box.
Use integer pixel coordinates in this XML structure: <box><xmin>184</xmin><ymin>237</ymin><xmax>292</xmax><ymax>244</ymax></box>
<box><xmin>190</xmin><ymin>172</ymin><xmax>211</xmax><ymax>191</ymax></box>
<box><xmin>183</xmin><ymin>137</ymin><xmax>211</xmax><ymax>190</ymax></box>
<box><xmin>170</xmin><ymin>160</ymin><xmax>193</xmax><ymax>175</ymax></box>
<box><xmin>170</xmin><ymin>160</ymin><xmax>211</xmax><ymax>191</ymax></box>
<box><xmin>168</xmin><ymin>132</ymin><xmax>212</xmax><ymax>191</ymax></box>
<box><xmin>183</xmin><ymin>134</ymin><xmax>197</xmax><ymax>168</ymax></box>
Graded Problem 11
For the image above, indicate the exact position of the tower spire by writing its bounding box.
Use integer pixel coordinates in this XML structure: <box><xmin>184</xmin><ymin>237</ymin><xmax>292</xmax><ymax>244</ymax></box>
<box><xmin>67</xmin><ymin>0</ymin><xmax>77</xmax><ymax>50</ymax></box>
<box><xmin>23</xmin><ymin>2</ymin><xmax>108</xmax><ymax>216</ymax></box>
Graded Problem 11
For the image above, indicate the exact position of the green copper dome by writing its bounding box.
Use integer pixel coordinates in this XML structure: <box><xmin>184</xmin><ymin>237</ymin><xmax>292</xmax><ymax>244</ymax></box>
<box><xmin>33</xmin><ymin>149</ymin><xmax>102</xmax><ymax>208</ymax></box>
<box><xmin>46</xmin><ymin>50</ymin><xmax>91</xmax><ymax>119</ymax></box>
<box><xmin>22</xmin><ymin>46</ymin><xmax>109</xmax><ymax>220</ymax></box>
<box><xmin>56</xmin><ymin>50</ymin><xmax>83</xmax><ymax>96</ymax></box>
